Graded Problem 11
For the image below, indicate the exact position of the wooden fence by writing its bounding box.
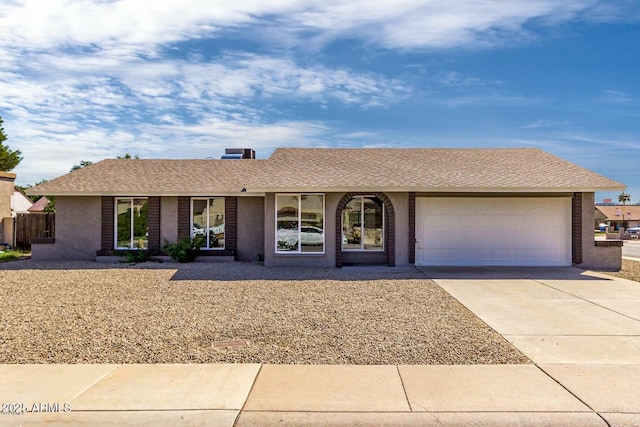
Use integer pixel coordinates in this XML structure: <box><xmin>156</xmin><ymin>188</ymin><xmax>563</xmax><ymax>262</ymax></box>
<box><xmin>14</xmin><ymin>213</ymin><xmax>55</xmax><ymax>251</ymax></box>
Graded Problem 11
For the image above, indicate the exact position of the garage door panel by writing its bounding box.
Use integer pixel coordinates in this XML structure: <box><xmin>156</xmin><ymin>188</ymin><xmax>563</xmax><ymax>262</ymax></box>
<box><xmin>416</xmin><ymin>197</ymin><xmax>571</xmax><ymax>266</ymax></box>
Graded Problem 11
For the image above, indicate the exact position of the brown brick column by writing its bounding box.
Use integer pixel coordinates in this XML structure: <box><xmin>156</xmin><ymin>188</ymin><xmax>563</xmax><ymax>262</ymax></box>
<box><xmin>225</xmin><ymin>196</ymin><xmax>237</xmax><ymax>255</ymax></box>
<box><xmin>177</xmin><ymin>196</ymin><xmax>191</xmax><ymax>240</ymax></box>
<box><xmin>572</xmin><ymin>192</ymin><xmax>583</xmax><ymax>265</ymax></box>
<box><xmin>409</xmin><ymin>192</ymin><xmax>416</xmax><ymax>264</ymax></box>
<box><xmin>100</xmin><ymin>197</ymin><xmax>114</xmax><ymax>253</ymax></box>
<box><xmin>147</xmin><ymin>196</ymin><xmax>161</xmax><ymax>251</ymax></box>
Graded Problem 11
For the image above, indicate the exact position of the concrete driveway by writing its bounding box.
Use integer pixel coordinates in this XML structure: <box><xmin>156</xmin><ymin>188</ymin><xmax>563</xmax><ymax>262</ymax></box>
<box><xmin>420</xmin><ymin>266</ymin><xmax>640</xmax><ymax>423</ymax></box>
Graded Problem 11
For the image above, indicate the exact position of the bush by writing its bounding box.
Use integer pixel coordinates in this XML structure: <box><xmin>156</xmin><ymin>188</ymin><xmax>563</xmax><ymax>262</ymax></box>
<box><xmin>120</xmin><ymin>250</ymin><xmax>160</xmax><ymax>264</ymax></box>
<box><xmin>163</xmin><ymin>237</ymin><xmax>205</xmax><ymax>263</ymax></box>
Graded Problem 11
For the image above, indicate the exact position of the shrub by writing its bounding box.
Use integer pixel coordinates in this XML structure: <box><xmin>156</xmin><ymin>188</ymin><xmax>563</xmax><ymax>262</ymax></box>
<box><xmin>163</xmin><ymin>236</ymin><xmax>205</xmax><ymax>263</ymax></box>
<box><xmin>121</xmin><ymin>250</ymin><xmax>160</xmax><ymax>264</ymax></box>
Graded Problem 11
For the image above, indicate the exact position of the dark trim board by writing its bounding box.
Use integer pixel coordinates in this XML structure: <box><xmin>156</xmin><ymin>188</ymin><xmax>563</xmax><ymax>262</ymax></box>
<box><xmin>572</xmin><ymin>192</ymin><xmax>583</xmax><ymax>265</ymax></box>
<box><xmin>414</xmin><ymin>192</ymin><xmax>575</xmax><ymax>198</ymax></box>
<box><xmin>408</xmin><ymin>192</ymin><xmax>415</xmax><ymax>264</ymax></box>
<box><xmin>177</xmin><ymin>196</ymin><xmax>190</xmax><ymax>240</ymax></box>
<box><xmin>147</xmin><ymin>196</ymin><xmax>161</xmax><ymax>251</ymax></box>
<box><xmin>225</xmin><ymin>196</ymin><xmax>237</xmax><ymax>254</ymax></box>
<box><xmin>100</xmin><ymin>196</ymin><xmax>114</xmax><ymax>253</ymax></box>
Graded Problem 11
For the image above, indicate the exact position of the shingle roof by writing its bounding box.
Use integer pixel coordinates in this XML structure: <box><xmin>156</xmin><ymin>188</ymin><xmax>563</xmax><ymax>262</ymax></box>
<box><xmin>27</xmin><ymin>196</ymin><xmax>50</xmax><ymax>212</ymax></box>
<box><xmin>28</xmin><ymin>148</ymin><xmax>624</xmax><ymax>196</ymax></box>
<box><xmin>29</xmin><ymin>159</ymin><xmax>267</xmax><ymax>196</ymax></box>
<box><xmin>595</xmin><ymin>205</ymin><xmax>640</xmax><ymax>221</ymax></box>
<box><xmin>252</xmin><ymin>147</ymin><xmax>624</xmax><ymax>192</ymax></box>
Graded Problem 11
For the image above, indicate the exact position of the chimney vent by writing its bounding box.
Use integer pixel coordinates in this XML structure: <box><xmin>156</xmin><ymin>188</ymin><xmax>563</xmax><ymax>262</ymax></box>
<box><xmin>221</xmin><ymin>148</ymin><xmax>255</xmax><ymax>159</ymax></box>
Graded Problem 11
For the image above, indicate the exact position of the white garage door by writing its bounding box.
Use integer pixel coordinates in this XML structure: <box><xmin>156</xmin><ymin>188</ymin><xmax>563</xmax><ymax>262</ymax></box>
<box><xmin>415</xmin><ymin>197</ymin><xmax>571</xmax><ymax>266</ymax></box>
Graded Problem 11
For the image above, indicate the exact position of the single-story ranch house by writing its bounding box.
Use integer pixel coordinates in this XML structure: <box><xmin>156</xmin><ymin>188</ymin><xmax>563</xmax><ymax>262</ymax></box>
<box><xmin>28</xmin><ymin>147</ymin><xmax>625</xmax><ymax>269</ymax></box>
<box><xmin>595</xmin><ymin>205</ymin><xmax>640</xmax><ymax>231</ymax></box>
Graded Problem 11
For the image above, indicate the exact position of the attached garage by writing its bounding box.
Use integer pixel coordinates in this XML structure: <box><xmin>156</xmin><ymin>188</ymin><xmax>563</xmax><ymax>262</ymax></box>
<box><xmin>415</xmin><ymin>196</ymin><xmax>572</xmax><ymax>266</ymax></box>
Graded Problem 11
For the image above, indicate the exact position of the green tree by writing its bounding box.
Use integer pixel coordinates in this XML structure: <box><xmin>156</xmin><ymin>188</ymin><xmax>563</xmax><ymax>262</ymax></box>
<box><xmin>116</xmin><ymin>153</ymin><xmax>139</xmax><ymax>159</ymax></box>
<box><xmin>0</xmin><ymin>117</ymin><xmax>23</xmax><ymax>171</ymax></box>
<box><xmin>618</xmin><ymin>192</ymin><xmax>632</xmax><ymax>229</ymax></box>
<box><xmin>43</xmin><ymin>197</ymin><xmax>56</xmax><ymax>214</ymax></box>
<box><xmin>618</xmin><ymin>192</ymin><xmax>631</xmax><ymax>205</ymax></box>
<box><xmin>70</xmin><ymin>160</ymin><xmax>93</xmax><ymax>172</ymax></box>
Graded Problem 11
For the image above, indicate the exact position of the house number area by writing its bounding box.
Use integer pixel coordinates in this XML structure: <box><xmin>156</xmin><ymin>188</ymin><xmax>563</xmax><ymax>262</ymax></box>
<box><xmin>1</xmin><ymin>402</ymin><xmax>71</xmax><ymax>415</ymax></box>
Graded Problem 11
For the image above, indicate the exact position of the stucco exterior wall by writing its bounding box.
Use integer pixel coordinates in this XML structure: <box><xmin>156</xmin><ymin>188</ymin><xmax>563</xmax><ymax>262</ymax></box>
<box><xmin>237</xmin><ymin>196</ymin><xmax>264</xmax><ymax>261</ymax></box>
<box><xmin>580</xmin><ymin>192</ymin><xmax>622</xmax><ymax>270</ymax></box>
<box><xmin>0</xmin><ymin>172</ymin><xmax>16</xmax><ymax>243</ymax></box>
<box><xmin>31</xmin><ymin>196</ymin><xmax>101</xmax><ymax>261</ymax></box>
<box><xmin>386</xmin><ymin>192</ymin><xmax>410</xmax><ymax>267</ymax></box>
<box><xmin>160</xmin><ymin>196</ymin><xmax>178</xmax><ymax>245</ymax></box>
<box><xmin>28</xmin><ymin>191</ymin><xmax>619</xmax><ymax>268</ymax></box>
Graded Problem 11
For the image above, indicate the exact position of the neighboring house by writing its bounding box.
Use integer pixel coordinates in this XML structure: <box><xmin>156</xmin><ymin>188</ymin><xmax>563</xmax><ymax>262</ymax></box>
<box><xmin>595</xmin><ymin>205</ymin><xmax>640</xmax><ymax>230</ymax></box>
<box><xmin>27</xmin><ymin>147</ymin><xmax>625</xmax><ymax>269</ymax></box>
<box><xmin>11</xmin><ymin>186</ymin><xmax>33</xmax><ymax>216</ymax></box>
<box><xmin>27</xmin><ymin>196</ymin><xmax>51</xmax><ymax>214</ymax></box>
<box><xmin>0</xmin><ymin>172</ymin><xmax>17</xmax><ymax>244</ymax></box>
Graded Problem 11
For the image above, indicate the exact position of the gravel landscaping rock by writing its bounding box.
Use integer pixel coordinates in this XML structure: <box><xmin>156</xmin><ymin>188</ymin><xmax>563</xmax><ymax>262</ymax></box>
<box><xmin>0</xmin><ymin>260</ymin><xmax>529</xmax><ymax>365</ymax></box>
<box><xmin>606</xmin><ymin>259</ymin><xmax>640</xmax><ymax>283</ymax></box>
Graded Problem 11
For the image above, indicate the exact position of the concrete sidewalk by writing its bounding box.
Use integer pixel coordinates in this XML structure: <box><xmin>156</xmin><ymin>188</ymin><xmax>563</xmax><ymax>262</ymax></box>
<box><xmin>1</xmin><ymin>267</ymin><xmax>639</xmax><ymax>426</ymax></box>
<box><xmin>0</xmin><ymin>363</ymin><xmax>613</xmax><ymax>426</ymax></box>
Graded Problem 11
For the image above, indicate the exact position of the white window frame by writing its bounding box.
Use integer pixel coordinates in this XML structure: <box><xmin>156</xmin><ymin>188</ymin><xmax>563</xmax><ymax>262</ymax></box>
<box><xmin>341</xmin><ymin>195</ymin><xmax>385</xmax><ymax>252</ymax></box>
<box><xmin>275</xmin><ymin>193</ymin><xmax>325</xmax><ymax>254</ymax></box>
<box><xmin>191</xmin><ymin>197</ymin><xmax>226</xmax><ymax>250</ymax></box>
<box><xmin>114</xmin><ymin>197</ymin><xmax>148</xmax><ymax>250</ymax></box>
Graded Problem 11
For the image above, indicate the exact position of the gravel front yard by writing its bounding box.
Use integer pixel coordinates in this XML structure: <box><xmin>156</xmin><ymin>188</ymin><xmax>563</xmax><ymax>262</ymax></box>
<box><xmin>0</xmin><ymin>261</ymin><xmax>529</xmax><ymax>365</ymax></box>
<box><xmin>607</xmin><ymin>259</ymin><xmax>640</xmax><ymax>283</ymax></box>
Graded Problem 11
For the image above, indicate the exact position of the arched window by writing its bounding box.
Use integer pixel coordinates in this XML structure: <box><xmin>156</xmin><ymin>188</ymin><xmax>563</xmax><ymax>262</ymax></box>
<box><xmin>342</xmin><ymin>196</ymin><xmax>384</xmax><ymax>251</ymax></box>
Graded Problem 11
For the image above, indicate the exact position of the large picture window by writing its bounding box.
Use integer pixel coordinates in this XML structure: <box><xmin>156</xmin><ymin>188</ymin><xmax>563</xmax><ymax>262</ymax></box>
<box><xmin>115</xmin><ymin>198</ymin><xmax>148</xmax><ymax>249</ymax></box>
<box><xmin>342</xmin><ymin>196</ymin><xmax>384</xmax><ymax>251</ymax></box>
<box><xmin>276</xmin><ymin>194</ymin><xmax>324</xmax><ymax>253</ymax></box>
<box><xmin>192</xmin><ymin>198</ymin><xmax>225</xmax><ymax>249</ymax></box>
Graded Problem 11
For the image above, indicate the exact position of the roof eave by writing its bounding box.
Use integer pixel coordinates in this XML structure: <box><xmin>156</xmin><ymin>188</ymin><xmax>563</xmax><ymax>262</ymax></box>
<box><xmin>246</xmin><ymin>185</ymin><xmax>626</xmax><ymax>193</ymax></box>
<box><xmin>27</xmin><ymin>191</ymin><xmax>266</xmax><ymax>197</ymax></box>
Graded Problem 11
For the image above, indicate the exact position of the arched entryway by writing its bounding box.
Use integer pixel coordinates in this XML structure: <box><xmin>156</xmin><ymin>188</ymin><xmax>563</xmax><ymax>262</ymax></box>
<box><xmin>335</xmin><ymin>192</ymin><xmax>395</xmax><ymax>267</ymax></box>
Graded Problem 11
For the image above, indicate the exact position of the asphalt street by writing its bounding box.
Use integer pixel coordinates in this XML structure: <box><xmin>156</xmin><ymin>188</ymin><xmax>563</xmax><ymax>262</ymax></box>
<box><xmin>623</xmin><ymin>240</ymin><xmax>640</xmax><ymax>259</ymax></box>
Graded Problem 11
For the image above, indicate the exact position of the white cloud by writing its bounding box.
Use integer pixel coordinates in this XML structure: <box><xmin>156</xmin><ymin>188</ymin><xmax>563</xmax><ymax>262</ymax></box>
<box><xmin>523</xmin><ymin>119</ymin><xmax>570</xmax><ymax>129</ymax></box>
<box><xmin>2</xmin><ymin>49</ymin><xmax>405</xmax><ymax>121</ymax></box>
<box><xmin>1</xmin><ymin>47</ymin><xmax>406</xmax><ymax>185</ymax></box>
<box><xmin>577</xmin><ymin>0</ymin><xmax>640</xmax><ymax>23</ymax></box>
<box><xmin>341</xmin><ymin>131</ymin><xmax>378</xmax><ymax>140</ymax></box>
<box><xmin>602</xmin><ymin>89</ymin><xmax>633</xmax><ymax>104</ymax></box>
<box><xmin>0</xmin><ymin>0</ymin><xmax>628</xmax><ymax>55</ymax></box>
<box><xmin>281</xmin><ymin>1</ymin><xmax>597</xmax><ymax>49</ymax></box>
<box><xmin>436</xmin><ymin>94</ymin><xmax>539</xmax><ymax>108</ymax></box>
<box><xmin>10</xmin><ymin>118</ymin><xmax>331</xmax><ymax>184</ymax></box>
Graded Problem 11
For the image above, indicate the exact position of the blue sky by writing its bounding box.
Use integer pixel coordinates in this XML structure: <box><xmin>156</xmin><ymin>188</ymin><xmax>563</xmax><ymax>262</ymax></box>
<box><xmin>1</xmin><ymin>1</ymin><xmax>638</xmax><ymax>202</ymax></box>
